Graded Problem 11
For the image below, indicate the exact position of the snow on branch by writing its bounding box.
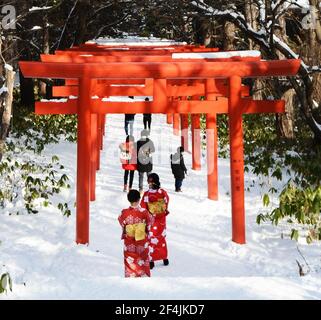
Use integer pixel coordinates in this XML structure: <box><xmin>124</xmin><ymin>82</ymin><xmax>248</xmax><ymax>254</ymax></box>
<box><xmin>5</xmin><ymin>64</ymin><xmax>13</xmax><ymax>71</ymax></box>
<box><xmin>0</xmin><ymin>86</ymin><xmax>8</xmax><ymax>95</ymax></box>
<box><xmin>29</xmin><ymin>6</ymin><xmax>52</xmax><ymax>12</ymax></box>
<box><xmin>288</xmin><ymin>0</ymin><xmax>310</xmax><ymax>9</ymax></box>
<box><xmin>310</xmin><ymin>66</ymin><xmax>321</xmax><ymax>73</ymax></box>
<box><xmin>192</xmin><ymin>4</ymin><xmax>270</xmax><ymax>48</ymax></box>
<box><xmin>272</xmin><ymin>35</ymin><xmax>299</xmax><ymax>59</ymax></box>
<box><xmin>31</xmin><ymin>26</ymin><xmax>42</xmax><ymax>31</ymax></box>
<box><xmin>272</xmin><ymin>35</ymin><xmax>311</xmax><ymax>75</ymax></box>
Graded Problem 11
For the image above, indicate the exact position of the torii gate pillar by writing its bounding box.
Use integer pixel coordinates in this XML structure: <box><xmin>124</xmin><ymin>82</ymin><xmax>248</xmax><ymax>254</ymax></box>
<box><xmin>229</xmin><ymin>75</ymin><xmax>245</xmax><ymax>244</ymax></box>
<box><xmin>180</xmin><ymin>113</ymin><xmax>189</xmax><ymax>152</ymax></box>
<box><xmin>173</xmin><ymin>112</ymin><xmax>180</xmax><ymax>136</ymax></box>
<box><xmin>206</xmin><ymin>79</ymin><xmax>218</xmax><ymax>200</ymax></box>
<box><xmin>167</xmin><ymin>113</ymin><xmax>173</xmax><ymax>124</ymax></box>
<box><xmin>191</xmin><ymin>112</ymin><xmax>201</xmax><ymax>171</ymax></box>
<box><xmin>76</xmin><ymin>76</ymin><xmax>92</xmax><ymax>244</ymax></box>
<box><xmin>90</xmin><ymin>113</ymin><xmax>98</xmax><ymax>202</ymax></box>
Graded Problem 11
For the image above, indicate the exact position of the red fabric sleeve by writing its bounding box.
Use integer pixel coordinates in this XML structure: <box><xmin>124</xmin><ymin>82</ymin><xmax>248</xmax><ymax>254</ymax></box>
<box><xmin>118</xmin><ymin>209</ymin><xmax>126</xmax><ymax>227</ymax></box>
<box><xmin>144</xmin><ymin>209</ymin><xmax>153</xmax><ymax>229</ymax></box>
<box><xmin>163</xmin><ymin>189</ymin><xmax>169</xmax><ymax>210</ymax></box>
<box><xmin>140</xmin><ymin>192</ymin><xmax>148</xmax><ymax>210</ymax></box>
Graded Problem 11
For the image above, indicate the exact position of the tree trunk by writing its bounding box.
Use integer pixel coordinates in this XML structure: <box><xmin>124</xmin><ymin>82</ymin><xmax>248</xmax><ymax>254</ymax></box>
<box><xmin>19</xmin><ymin>68</ymin><xmax>34</xmax><ymax>109</ymax></box>
<box><xmin>244</xmin><ymin>1</ymin><xmax>263</xmax><ymax>100</ymax></box>
<box><xmin>19</xmin><ymin>48</ymin><xmax>34</xmax><ymax>109</ymax></box>
<box><xmin>274</xmin><ymin>7</ymin><xmax>295</xmax><ymax>139</ymax></box>
<box><xmin>0</xmin><ymin>30</ymin><xmax>15</xmax><ymax>162</ymax></box>
<box><xmin>310</xmin><ymin>0</ymin><xmax>321</xmax><ymax>44</ymax></box>
<box><xmin>40</xmin><ymin>15</ymin><xmax>50</xmax><ymax>97</ymax></box>
<box><xmin>223</xmin><ymin>21</ymin><xmax>235</xmax><ymax>50</ymax></box>
<box><xmin>74</xmin><ymin>0</ymin><xmax>91</xmax><ymax>46</ymax></box>
<box><xmin>192</xmin><ymin>16</ymin><xmax>212</xmax><ymax>46</ymax></box>
<box><xmin>277</xmin><ymin>89</ymin><xmax>295</xmax><ymax>139</ymax></box>
<box><xmin>0</xmin><ymin>66</ymin><xmax>15</xmax><ymax>162</ymax></box>
<box><xmin>245</xmin><ymin>0</ymin><xmax>258</xmax><ymax>50</ymax></box>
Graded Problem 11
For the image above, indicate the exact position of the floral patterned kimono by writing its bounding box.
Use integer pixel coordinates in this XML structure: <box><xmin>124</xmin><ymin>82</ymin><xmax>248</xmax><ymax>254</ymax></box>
<box><xmin>140</xmin><ymin>188</ymin><xmax>169</xmax><ymax>262</ymax></box>
<box><xmin>118</xmin><ymin>205</ymin><xmax>153</xmax><ymax>277</ymax></box>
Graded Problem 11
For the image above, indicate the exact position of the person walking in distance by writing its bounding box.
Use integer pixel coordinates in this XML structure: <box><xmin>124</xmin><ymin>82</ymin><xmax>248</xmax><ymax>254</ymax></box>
<box><xmin>136</xmin><ymin>129</ymin><xmax>155</xmax><ymax>194</ymax></box>
<box><xmin>143</xmin><ymin>97</ymin><xmax>152</xmax><ymax>132</ymax></box>
<box><xmin>170</xmin><ymin>146</ymin><xmax>188</xmax><ymax>192</ymax></box>
<box><xmin>124</xmin><ymin>113</ymin><xmax>135</xmax><ymax>136</ymax></box>
<box><xmin>119</xmin><ymin>135</ymin><xmax>137</xmax><ymax>192</ymax></box>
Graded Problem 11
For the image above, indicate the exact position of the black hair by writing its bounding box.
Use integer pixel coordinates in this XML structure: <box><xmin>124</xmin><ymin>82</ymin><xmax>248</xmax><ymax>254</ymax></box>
<box><xmin>126</xmin><ymin>135</ymin><xmax>134</xmax><ymax>143</ymax></box>
<box><xmin>147</xmin><ymin>173</ymin><xmax>160</xmax><ymax>189</ymax></box>
<box><xmin>178</xmin><ymin>146</ymin><xmax>184</xmax><ymax>153</ymax></box>
<box><xmin>127</xmin><ymin>189</ymin><xmax>141</xmax><ymax>203</ymax></box>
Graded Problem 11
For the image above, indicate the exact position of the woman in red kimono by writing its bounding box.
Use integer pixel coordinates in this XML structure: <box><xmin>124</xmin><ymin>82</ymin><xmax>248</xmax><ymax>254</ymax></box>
<box><xmin>140</xmin><ymin>173</ymin><xmax>169</xmax><ymax>269</ymax></box>
<box><xmin>118</xmin><ymin>189</ymin><xmax>153</xmax><ymax>277</ymax></box>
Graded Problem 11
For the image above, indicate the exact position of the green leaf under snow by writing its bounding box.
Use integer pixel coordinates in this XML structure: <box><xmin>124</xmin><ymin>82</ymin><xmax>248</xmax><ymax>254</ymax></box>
<box><xmin>263</xmin><ymin>194</ymin><xmax>270</xmax><ymax>207</ymax></box>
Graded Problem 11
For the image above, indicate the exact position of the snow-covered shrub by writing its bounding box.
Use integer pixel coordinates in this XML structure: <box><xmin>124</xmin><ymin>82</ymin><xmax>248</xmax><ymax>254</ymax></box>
<box><xmin>0</xmin><ymin>154</ymin><xmax>72</xmax><ymax>216</ymax></box>
<box><xmin>258</xmin><ymin>184</ymin><xmax>321</xmax><ymax>243</ymax></box>
<box><xmin>256</xmin><ymin>141</ymin><xmax>321</xmax><ymax>243</ymax></box>
<box><xmin>0</xmin><ymin>106</ymin><xmax>76</xmax><ymax>216</ymax></box>
<box><xmin>10</xmin><ymin>106</ymin><xmax>77</xmax><ymax>154</ymax></box>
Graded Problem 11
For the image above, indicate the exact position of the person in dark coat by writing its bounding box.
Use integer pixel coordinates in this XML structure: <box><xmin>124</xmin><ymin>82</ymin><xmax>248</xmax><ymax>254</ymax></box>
<box><xmin>170</xmin><ymin>146</ymin><xmax>187</xmax><ymax>192</ymax></box>
<box><xmin>143</xmin><ymin>97</ymin><xmax>152</xmax><ymax>132</ymax></box>
<box><xmin>136</xmin><ymin>130</ymin><xmax>155</xmax><ymax>193</ymax></box>
<box><xmin>124</xmin><ymin>113</ymin><xmax>135</xmax><ymax>136</ymax></box>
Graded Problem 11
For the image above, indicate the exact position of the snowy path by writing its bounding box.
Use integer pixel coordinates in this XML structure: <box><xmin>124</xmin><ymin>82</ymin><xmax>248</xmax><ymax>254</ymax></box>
<box><xmin>1</xmin><ymin>114</ymin><xmax>321</xmax><ymax>299</ymax></box>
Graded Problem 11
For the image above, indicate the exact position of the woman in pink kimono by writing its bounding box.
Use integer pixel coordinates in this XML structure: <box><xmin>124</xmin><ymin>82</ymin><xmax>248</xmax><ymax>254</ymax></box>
<box><xmin>118</xmin><ymin>189</ymin><xmax>153</xmax><ymax>277</ymax></box>
<box><xmin>140</xmin><ymin>173</ymin><xmax>170</xmax><ymax>270</ymax></box>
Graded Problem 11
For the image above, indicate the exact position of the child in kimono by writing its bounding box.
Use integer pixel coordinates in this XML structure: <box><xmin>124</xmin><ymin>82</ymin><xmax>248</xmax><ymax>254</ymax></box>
<box><xmin>118</xmin><ymin>189</ymin><xmax>153</xmax><ymax>277</ymax></box>
<box><xmin>140</xmin><ymin>173</ymin><xmax>169</xmax><ymax>269</ymax></box>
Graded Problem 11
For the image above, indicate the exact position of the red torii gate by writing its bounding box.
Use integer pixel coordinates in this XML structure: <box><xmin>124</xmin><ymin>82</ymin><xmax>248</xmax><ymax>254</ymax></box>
<box><xmin>19</xmin><ymin>44</ymin><xmax>300</xmax><ymax>245</ymax></box>
<box><xmin>47</xmin><ymin>44</ymin><xmax>223</xmax><ymax>165</ymax></box>
<box><xmin>40</xmin><ymin>49</ymin><xmax>258</xmax><ymax>201</ymax></box>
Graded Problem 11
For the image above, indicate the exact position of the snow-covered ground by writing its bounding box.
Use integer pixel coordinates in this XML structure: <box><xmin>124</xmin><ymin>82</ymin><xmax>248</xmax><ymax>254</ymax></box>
<box><xmin>1</xmin><ymin>113</ymin><xmax>321</xmax><ymax>300</ymax></box>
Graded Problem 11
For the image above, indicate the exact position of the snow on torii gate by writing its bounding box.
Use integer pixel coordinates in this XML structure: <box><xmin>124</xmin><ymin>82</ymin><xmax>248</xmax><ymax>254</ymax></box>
<box><xmin>19</xmin><ymin>45</ymin><xmax>300</xmax><ymax>245</ymax></box>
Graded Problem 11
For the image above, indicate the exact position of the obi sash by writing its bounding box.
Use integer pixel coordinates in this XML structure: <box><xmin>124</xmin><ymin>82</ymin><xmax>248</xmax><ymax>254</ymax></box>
<box><xmin>125</xmin><ymin>223</ymin><xmax>146</xmax><ymax>241</ymax></box>
<box><xmin>148</xmin><ymin>199</ymin><xmax>166</xmax><ymax>215</ymax></box>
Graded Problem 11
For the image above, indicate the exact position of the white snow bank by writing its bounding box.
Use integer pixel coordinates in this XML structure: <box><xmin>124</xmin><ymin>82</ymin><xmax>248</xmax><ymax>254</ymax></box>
<box><xmin>1</xmin><ymin>110</ymin><xmax>321</xmax><ymax>300</ymax></box>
